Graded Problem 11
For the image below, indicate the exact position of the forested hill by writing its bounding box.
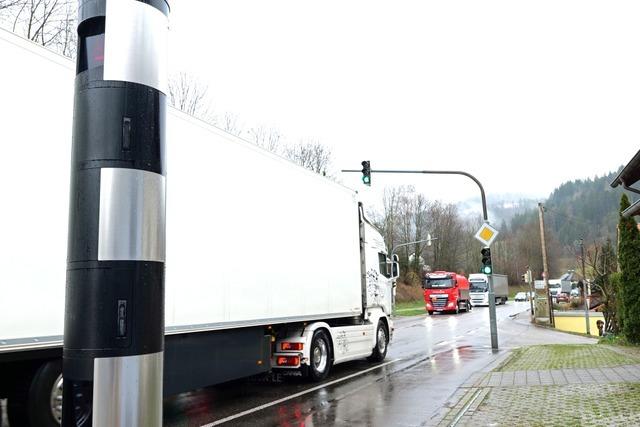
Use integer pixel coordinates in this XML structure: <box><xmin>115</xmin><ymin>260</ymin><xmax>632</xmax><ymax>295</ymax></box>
<box><xmin>542</xmin><ymin>168</ymin><xmax>633</xmax><ymax>246</ymax></box>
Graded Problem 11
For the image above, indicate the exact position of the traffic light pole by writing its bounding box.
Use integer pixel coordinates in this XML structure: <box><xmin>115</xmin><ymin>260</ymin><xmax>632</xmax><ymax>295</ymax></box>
<box><xmin>342</xmin><ymin>167</ymin><xmax>499</xmax><ymax>350</ymax></box>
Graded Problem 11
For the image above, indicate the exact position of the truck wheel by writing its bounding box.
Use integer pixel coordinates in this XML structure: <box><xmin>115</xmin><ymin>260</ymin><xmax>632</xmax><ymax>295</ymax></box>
<box><xmin>7</xmin><ymin>360</ymin><xmax>91</xmax><ymax>427</ymax></box>
<box><xmin>6</xmin><ymin>359</ymin><xmax>85</xmax><ymax>427</ymax></box>
<box><xmin>368</xmin><ymin>321</ymin><xmax>389</xmax><ymax>363</ymax></box>
<box><xmin>455</xmin><ymin>304</ymin><xmax>460</xmax><ymax>314</ymax></box>
<box><xmin>427</xmin><ymin>310</ymin><xmax>434</xmax><ymax>315</ymax></box>
<box><xmin>308</xmin><ymin>330</ymin><xmax>332</xmax><ymax>382</ymax></box>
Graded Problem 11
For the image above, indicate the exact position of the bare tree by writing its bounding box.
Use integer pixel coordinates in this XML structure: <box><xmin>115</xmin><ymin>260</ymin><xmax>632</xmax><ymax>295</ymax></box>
<box><xmin>584</xmin><ymin>239</ymin><xmax>619</xmax><ymax>333</ymax></box>
<box><xmin>216</xmin><ymin>111</ymin><xmax>243</xmax><ymax>136</ymax></box>
<box><xmin>53</xmin><ymin>1</ymin><xmax>74</xmax><ymax>57</ymax></box>
<box><xmin>0</xmin><ymin>0</ymin><xmax>20</xmax><ymax>11</ymax></box>
<box><xmin>5</xmin><ymin>0</ymin><xmax>76</xmax><ymax>56</ymax></box>
<box><xmin>284</xmin><ymin>140</ymin><xmax>332</xmax><ymax>176</ymax></box>
<box><xmin>246</xmin><ymin>125</ymin><xmax>282</xmax><ymax>153</ymax></box>
<box><xmin>168</xmin><ymin>72</ymin><xmax>214</xmax><ymax>122</ymax></box>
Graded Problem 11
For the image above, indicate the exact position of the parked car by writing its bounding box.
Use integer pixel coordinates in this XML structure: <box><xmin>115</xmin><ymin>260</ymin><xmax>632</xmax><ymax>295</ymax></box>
<box><xmin>570</xmin><ymin>288</ymin><xmax>581</xmax><ymax>297</ymax></box>
<box><xmin>515</xmin><ymin>292</ymin><xmax>528</xmax><ymax>302</ymax></box>
<box><xmin>556</xmin><ymin>292</ymin><xmax>570</xmax><ymax>303</ymax></box>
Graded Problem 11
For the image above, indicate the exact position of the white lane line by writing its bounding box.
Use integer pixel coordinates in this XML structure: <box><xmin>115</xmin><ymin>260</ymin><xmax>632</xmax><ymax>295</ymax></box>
<box><xmin>201</xmin><ymin>358</ymin><xmax>401</xmax><ymax>426</ymax></box>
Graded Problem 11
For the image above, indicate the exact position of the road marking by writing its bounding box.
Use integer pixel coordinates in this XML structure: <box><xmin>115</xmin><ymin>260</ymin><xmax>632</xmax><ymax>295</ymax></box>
<box><xmin>201</xmin><ymin>358</ymin><xmax>401</xmax><ymax>426</ymax></box>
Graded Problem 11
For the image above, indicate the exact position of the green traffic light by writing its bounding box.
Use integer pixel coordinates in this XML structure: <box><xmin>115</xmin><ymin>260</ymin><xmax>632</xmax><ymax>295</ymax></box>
<box><xmin>362</xmin><ymin>176</ymin><xmax>371</xmax><ymax>184</ymax></box>
<box><xmin>482</xmin><ymin>266</ymin><xmax>492</xmax><ymax>274</ymax></box>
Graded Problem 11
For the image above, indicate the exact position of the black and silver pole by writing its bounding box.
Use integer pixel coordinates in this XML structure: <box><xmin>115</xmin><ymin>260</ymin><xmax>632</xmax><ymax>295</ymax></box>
<box><xmin>63</xmin><ymin>1</ymin><xmax>169</xmax><ymax>425</ymax></box>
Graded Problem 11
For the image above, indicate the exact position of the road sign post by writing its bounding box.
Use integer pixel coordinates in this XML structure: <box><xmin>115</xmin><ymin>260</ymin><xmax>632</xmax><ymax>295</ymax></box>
<box><xmin>475</xmin><ymin>226</ymin><xmax>499</xmax><ymax>351</ymax></box>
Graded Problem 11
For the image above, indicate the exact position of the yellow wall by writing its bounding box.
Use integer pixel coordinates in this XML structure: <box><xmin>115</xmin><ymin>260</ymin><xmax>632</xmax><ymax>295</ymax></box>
<box><xmin>554</xmin><ymin>313</ymin><xmax>604</xmax><ymax>336</ymax></box>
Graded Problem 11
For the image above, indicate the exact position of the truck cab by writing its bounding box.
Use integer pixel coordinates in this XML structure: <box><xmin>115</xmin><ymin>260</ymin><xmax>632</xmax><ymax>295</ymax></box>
<box><xmin>423</xmin><ymin>271</ymin><xmax>471</xmax><ymax>315</ymax></box>
<box><xmin>469</xmin><ymin>273</ymin><xmax>509</xmax><ymax>306</ymax></box>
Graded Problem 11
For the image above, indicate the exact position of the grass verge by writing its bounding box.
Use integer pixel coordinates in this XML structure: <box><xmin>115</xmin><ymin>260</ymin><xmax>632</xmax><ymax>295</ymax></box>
<box><xmin>393</xmin><ymin>300</ymin><xmax>426</xmax><ymax>317</ymax></box>
<box><xmin>496</xmin><ymin>344</ymin><xmax>640</xmax><ymax>372</ymax></box>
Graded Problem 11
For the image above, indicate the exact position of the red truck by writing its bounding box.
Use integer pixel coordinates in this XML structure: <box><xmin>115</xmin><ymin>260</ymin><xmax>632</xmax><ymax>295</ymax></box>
<box><xmin>423</xmin><ymin>271</ymin><xmax>471</xmax><ymax>315</ymax></box>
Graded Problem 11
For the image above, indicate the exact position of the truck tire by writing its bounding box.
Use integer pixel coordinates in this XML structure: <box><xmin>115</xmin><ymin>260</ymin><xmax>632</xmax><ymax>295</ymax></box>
<box><xmin>307</xmin><ymin>330</ymin><xmax>332</xmax><ymax>381</ymax></box>
<box><xmin>368</xmin><ymin>321</ymin><xmax>389</xmax><ymax>363</ymax></box>
<box><xmin>427</xmin><ymin>310</ymin><xmax>434</xmax><ymax>315</ymax></box>
<box><xmin>7</xmin><ymin>359</ymin><xmax>65</xmax><ymax>427</ymax></box>
<box><xmin>7</xmin><ymin>360</ymin><xmax>91</xmax><ymax>427</ymax></box>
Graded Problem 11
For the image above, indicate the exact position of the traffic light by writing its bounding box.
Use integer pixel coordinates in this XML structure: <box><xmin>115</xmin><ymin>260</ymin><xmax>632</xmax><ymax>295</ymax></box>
<box><xmin>361</xmin><ymin>160</ymin><xmax>371</xmax><ymax>186</ymax></box>
<box><xmin>481</xmin><ymin>247</ymin><xmax>492</xmax><ymax>274</ymax></box>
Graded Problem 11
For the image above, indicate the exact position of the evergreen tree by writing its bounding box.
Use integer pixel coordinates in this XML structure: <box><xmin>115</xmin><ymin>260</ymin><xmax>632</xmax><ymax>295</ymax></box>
<box><xmin>618</xmin><ymin>194</ymin><xmax>640</xmax><ymax>343</ymax></box>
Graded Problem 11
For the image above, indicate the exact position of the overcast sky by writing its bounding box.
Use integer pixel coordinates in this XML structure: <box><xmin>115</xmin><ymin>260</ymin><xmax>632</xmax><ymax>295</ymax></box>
<box><xmin>167</xmin><ymin>1</ymin><xmax>639</xmax><ymax>205</ymax></box>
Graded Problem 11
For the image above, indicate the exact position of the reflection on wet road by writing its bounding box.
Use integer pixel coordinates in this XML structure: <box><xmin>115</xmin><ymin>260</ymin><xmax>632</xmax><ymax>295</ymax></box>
<box><xmin>164</xmin><ymin>302</ymin><xmax>531</xmax><ymax>427</ymax></box>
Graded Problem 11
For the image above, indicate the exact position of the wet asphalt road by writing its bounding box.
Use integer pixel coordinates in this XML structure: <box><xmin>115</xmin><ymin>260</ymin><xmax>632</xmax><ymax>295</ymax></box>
<box><xmin>1</xmin><ymin>301</ymin><xmax>561</xmax><ymax>427</ymax></box>
<box><xmin>163</xmin><ymin>302</ymin><xmax>532</xmax><ymax>427</ymax></box>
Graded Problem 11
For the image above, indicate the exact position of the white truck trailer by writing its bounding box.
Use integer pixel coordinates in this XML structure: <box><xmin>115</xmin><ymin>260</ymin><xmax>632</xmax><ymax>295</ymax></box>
<box><xmin>468</xmin><ymin>273</ymin><xmax>509</xmax><ymax>306</ymax></box>
<box><xmin>0</xmin><ymin>28</ymin><xmax>395</xmax><ymax>427</ymax></box>
<box><xmin>548</xmin><ymin>279</ymin><xmax>572</xmax><ymax>298</ymax></box>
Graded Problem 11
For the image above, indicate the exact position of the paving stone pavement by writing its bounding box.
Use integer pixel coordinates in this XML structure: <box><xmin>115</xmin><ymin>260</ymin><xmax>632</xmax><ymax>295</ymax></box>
<box><xmin>432</xmin><ymin>364</ymin><xmax>640</xmax><ymax>426</ymax></box>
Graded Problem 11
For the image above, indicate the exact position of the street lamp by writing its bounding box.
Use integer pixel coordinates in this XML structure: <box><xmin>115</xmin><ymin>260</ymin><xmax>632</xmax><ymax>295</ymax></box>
<box><xmin>390</xmin><ymin>234</ymin><xmax>438</xmax><ymax>263</ymax></box>
<box><xmin>389</xmin><ymin>235</ymin><xmax>438</xmax><ymax>306</ymax></box>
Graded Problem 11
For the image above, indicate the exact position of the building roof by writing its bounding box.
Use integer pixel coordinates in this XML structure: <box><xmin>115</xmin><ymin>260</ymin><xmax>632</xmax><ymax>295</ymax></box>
<box><xmin>622</xmin><ymin>198</ymin><xmax>640</xmax><ymax>218</ymax></box>
<box><xmin>611</xmin><ymin>149</ymin><xmax>640</xmax><ymax>189</ymax></box>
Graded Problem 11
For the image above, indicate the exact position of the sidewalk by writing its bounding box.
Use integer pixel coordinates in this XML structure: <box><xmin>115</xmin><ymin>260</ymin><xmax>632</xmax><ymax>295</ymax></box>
<box><xmin>431</xmin><ymin>343</ymin><xmax>640</xmax><ymax>426</ymax></box>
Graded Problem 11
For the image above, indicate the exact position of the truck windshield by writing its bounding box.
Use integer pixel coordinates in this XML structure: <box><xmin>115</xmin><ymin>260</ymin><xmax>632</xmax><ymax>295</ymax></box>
<box><xmin>469</xmin><ymin>280</ymin><xmax>488</xmax><ymax>292</ymax></box>
<box><xmin>424</xmin><ymin>278</ymin><xmax>454</xmax><ymax>289</ymax></box>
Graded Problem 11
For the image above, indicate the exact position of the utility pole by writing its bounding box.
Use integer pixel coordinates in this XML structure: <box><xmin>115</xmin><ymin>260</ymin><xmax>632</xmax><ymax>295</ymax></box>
<box><xmin>580</xmin><ymin>239</ymin><xmax>591</xmax><ymax>335</ymax></box>
<box><xmin>538</xmin><ymin>203</ymin><xmax>554</xmax><ymax>327</ymax></box>
<box><xmin>63</xmin><ymin>1</ymin><xmax>169</xmax><ymax>426</ymax></box>
<box><xmin>526</xmin><ymin>267</ymin><xmax>534</xmax><ymax>320</ymax></box>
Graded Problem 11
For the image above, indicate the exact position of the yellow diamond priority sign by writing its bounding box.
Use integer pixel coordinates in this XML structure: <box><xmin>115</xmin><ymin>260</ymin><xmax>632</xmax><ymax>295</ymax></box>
<box><xmin>474</xmin><ymin>222</ymin><xmax>499</xmax><ymax>246</ymax></box>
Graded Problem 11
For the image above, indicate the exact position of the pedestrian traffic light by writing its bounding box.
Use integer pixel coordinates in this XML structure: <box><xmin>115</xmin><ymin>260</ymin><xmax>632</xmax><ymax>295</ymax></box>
<box><xmin>481</xmin><ymin>247</ymin><xmax>492</xmax><ymax>274</ymax></box>
<box><xmin>361</xmin><ymin>160</ymin><xmax>371</xmax><ymax>186</ymax></box>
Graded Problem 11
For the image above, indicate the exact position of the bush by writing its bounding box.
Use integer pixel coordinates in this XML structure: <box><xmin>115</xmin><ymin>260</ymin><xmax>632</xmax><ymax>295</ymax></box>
<box><xmin>618</xmin><ymin>194</ymin><xmax>640</xmax><ymax>343</ymax></box>
<box><xmin>403</xmin><ymin>271</ymin><xmax>422</xmax><ymax>288</ymax></box>
<box><xmin>395</xmin><ymin>281</ymin><xmax>424</xmax><ymax>303</ymax></box>
<box><xmin>570</xmin><ymin>299</ymin><xmax>582</xmax><ymax>310</ymax></box>
<box><xmin>598</xmin><ymin>334</ymin><xmax>630</xmax><ymax>346</ymax></box>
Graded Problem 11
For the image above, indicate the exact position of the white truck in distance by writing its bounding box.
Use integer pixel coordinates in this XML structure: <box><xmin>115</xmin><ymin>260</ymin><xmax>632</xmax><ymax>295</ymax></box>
<box><xmin>468</xmin><ymin>273</ymin><xmax>509</xmax><ymax>306</ymax></box>
<box><xmin>0</xmin><ymin>28</ymin><xmax>396</xmax><ymax>427</ymax></box>
<box><xmin>548</xmin><ymin>279</ymin><xmax>572</xmax><ymax>298</ymax></box>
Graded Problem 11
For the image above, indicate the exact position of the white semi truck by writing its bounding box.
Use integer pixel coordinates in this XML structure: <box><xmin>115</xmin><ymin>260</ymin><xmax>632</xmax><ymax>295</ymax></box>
<box><xmin>468</xmin><ymin>273</ymin><xmax>509</xmax><ymax>306</ymax></box>
<box><xmin>0</xmin><ymin>28</ymin><xmax>396</xmax><ymax>426</ymax></box>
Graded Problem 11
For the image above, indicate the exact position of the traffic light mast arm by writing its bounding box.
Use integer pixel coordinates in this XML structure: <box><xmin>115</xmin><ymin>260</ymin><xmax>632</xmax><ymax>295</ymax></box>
<box><xmin>341</xmin><ymin>168</ymin><xmax>488</xmax><ymax>221</ymax></box>
<box><xmin>341</xmin><ymin>165</ymin><xmax>498</xmax><ymax>350</ymax></box>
